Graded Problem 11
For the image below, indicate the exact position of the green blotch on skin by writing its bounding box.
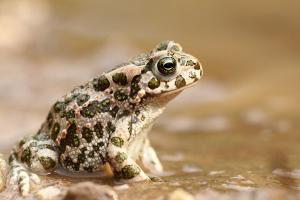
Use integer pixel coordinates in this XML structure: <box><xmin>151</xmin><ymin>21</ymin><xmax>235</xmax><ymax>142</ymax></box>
<box><xmin>114</xmin><ymin>90</ymin><xmax>128</xmax><ymax>101</ymax></box>
<box><xmin>115</xmin><ymin>152</ymin><xmax>127</xmax><ymax>163</ymax></box>
<box><xmin>148</xmin><ymin>77</ymin><xmax>160</xmax><ymax>89</ymax></box>
<box><xmin>76</xmin><ymin>94</ymin><xmax>90</xmax><ymax>106</ymax></box>
<box><xmin>80</xmin><ymin>102</ymin><xmax>97</xmax><ymax>118</ymax></box>
<box><xmin>121</xmin><ymin>165</ymin><xmax>141</xmax><ymax>179</ymax></box>
<box><xmin>53</xmin><ymin>102</ymin><xmax>66</xmax><ymax>113</ymax></box>
<box><xmin>66</xmin><ymin>123</ymin><xmax>80</xmax><ymax>147</ymax></box>
<box><xmin>94</xmin><ymin>122</ymin><xmax>104</xmax><ymax>138</ymax></box>
<box><xmin>130</xmin><ymin>75</ymin><xmax>141</xmax><ymax>96</ymax></box>
<box><xmin>106</xmin><ymin>121</ymin><xmax>116</xmax><ymax>135</ymax></box>
<box><xmin>64</xmin><ymin>93</ymin><xmax>79</xmax><ymax>104</ymax></box>
<box><xmin>111</xmin><ymin>137</ymin><xmax>124</xmax><ymax>147</ymax></box>
<box><xmin>62</xmin><ymin>109</ymin><xmax>75</xmax><ymax>120</ymax></box>
<box><xmin>112</xmin><ymin>73</ymin><xmax>128</xmax><ymax>86</ymax></box>
<box><xmin>175</xmin><ymin>75</ymin><xmax>186</xmax><ymax>88</ymax></box>
<box><xmin>51</xmin><ymin>122</ymin><xmax>60</xmax><ymax>141</ymax></box>
<box><xmin>94</xmin><ymin>99</ymin><xmax>111</xmax><ymax>112</ymax></box>
<box><xmin>21</xmin><ymin>148</ymin><xmax>32</xmax><ymax>167</ymax></box>
<box><xmin>93</xmin><ymin>75</ymin><xmax>110</xmax><ymax>91</ymax></box>
<box><xmin>39</xmin><ymin>156</ymin><xmax>56</xmax><ymax>171</ymax></box>
<box><xmin>82</xmin><ymin>127</ymin><xmax>93</xmax><ymax>143</ymax></box>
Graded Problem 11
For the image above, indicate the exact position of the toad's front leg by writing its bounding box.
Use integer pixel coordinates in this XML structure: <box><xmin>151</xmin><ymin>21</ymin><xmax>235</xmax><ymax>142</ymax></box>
<box><xmin>141</xmin><ymin>138</ymin><xmax>163</xmax><ymax>174</ymax></box>
<box><xmin>107</xmin><ymin>135</ymin><xmax>150</xmax><ymax>182</ymax></box>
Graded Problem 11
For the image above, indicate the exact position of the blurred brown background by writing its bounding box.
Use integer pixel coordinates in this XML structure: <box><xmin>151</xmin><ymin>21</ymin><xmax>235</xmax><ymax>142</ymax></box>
<box><xmin>0</xmin><ymin>0</ymin><xmax>300</xmax><ymax>196</ymax></box>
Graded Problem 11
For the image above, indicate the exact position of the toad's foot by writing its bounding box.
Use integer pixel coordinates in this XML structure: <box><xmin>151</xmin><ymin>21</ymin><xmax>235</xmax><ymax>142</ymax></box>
<box><xmin>8</xmin><ymin>154</ymin><xmax>41</xmax><ymax>196</ymax></box>
<box><xmin>107</xmin><ymin>138</ymin><xmax>150</xmax><ymax>183</ymax></box>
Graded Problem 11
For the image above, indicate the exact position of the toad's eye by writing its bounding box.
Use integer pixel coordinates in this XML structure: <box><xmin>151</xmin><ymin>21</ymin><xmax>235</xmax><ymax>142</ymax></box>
<box><xmin>157</xmin><ymin>57</ymin><xmax>177</xmax><ymax>75</ymax></box>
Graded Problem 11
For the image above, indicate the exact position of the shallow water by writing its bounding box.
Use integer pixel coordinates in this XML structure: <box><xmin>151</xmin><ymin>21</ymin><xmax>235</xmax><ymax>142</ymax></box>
<box><xmin>0</xmin><ymin>0</ymin><xmax>300</xmax><ymax>199</ymax></box>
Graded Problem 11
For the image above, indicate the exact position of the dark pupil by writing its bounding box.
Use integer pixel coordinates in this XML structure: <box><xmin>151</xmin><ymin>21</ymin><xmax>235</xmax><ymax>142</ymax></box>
<box><xmin>164</xmin><ymin>62</ymin><xmax>174</xmax><ymax>69</ymax></box>
<box><xmin>157</xmin><ymin>57</ymin><xmax>176</xmax><ymax>75</ymax></box>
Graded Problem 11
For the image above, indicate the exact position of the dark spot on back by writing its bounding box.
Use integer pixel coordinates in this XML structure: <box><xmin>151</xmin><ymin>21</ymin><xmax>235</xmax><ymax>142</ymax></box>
<box><xmin>112</xmin><ymin>73</ymin><xmax>128</xmax><ymax>86</ymax></box>
<box><xmin>64</xmin><ymin>93</ymin><xmax>79</xmax><ymax>104</ymax></box>
<box><xmin>114</xmin><ymin>90</ymin><xmax>128</xmax><ymax>101</ymax></box>
<box><xmin>106</xmin><ymin>121</ymin><xmax>116</xmax><ymax>135</ymax></box>
<box><xmin>53</xmin><ymin>102</ymin><xmax>66</xmax><ymax>113</ymax></box>
<box><xmin>94</xmin><ymin>122</ymin><xmax>104</xmax><ymax>138</ymax></box>
<box><xmin>93</xmin><ymin>99</ymin><xmax>111</xmax><ymax>112</ymax></box>
<box><xmin>76</xmin><ymin>94</ymin><xmax>90</xmax><ymax>106</ymax></box>
<box><xmin>66</xmin><ymin>123</ymin><xmax>80</xmax><ymax>147</ymax></box>
<box><xmin>93</xmin><ymin>75</ymin><xmax>110</xmax><ymax>91</ymax></box>
<box><xmin>80</xmin><ymin>102</ymin><xmax>97</xmax><ymax>118</ymax></box>
<box><xmin>81</xmin><ymin>127</ymin><xmax>93</xmax><ymax>143</ymax></box>
<box><xmin>63</xmin><ymin>109</ymin><xmax>75</xmax><ymax>120</ymax></box>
